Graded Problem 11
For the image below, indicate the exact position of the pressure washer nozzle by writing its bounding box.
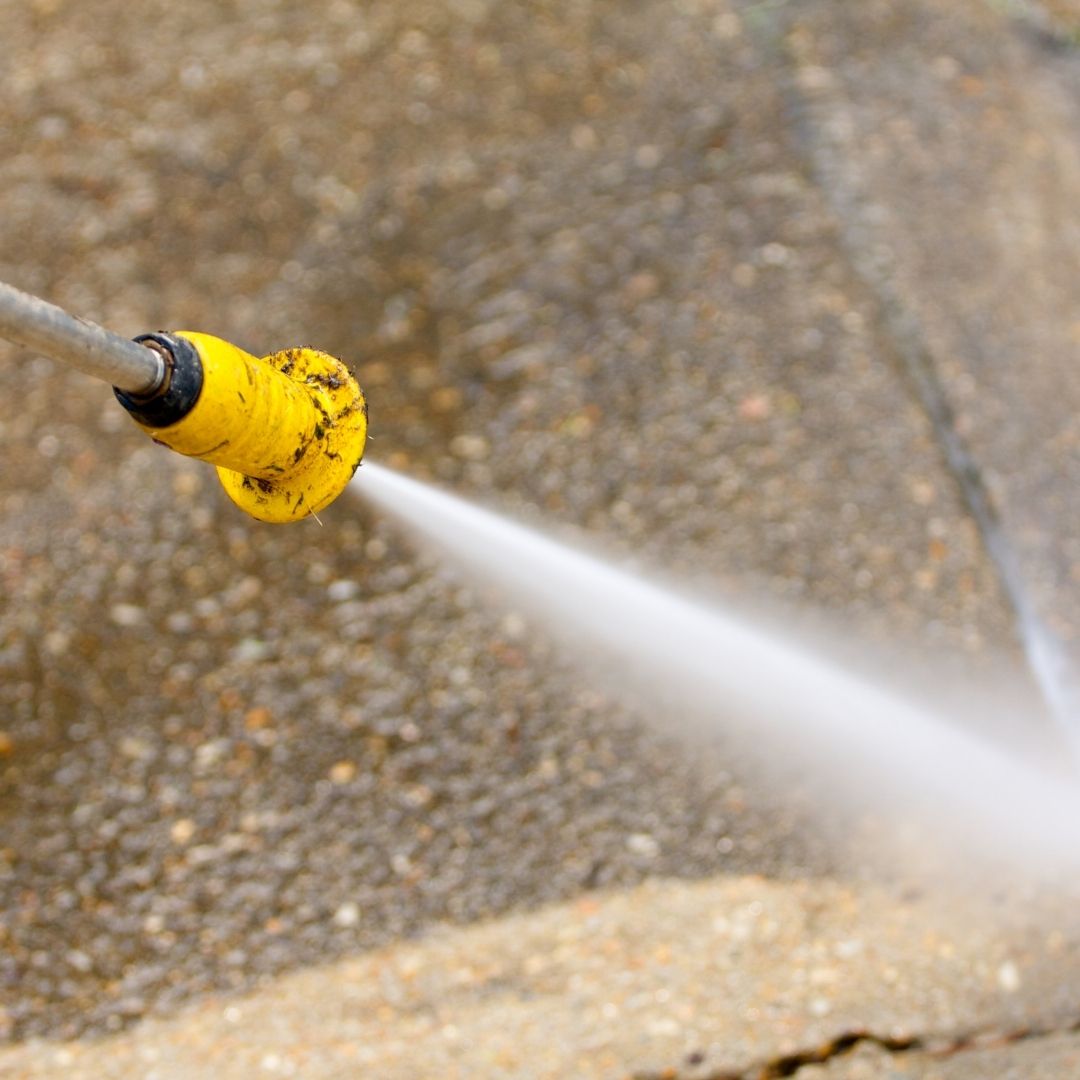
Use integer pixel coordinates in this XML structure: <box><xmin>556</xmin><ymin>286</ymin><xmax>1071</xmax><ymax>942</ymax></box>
<box><xmin>116</xmin><ymin>331</ymin><xmax>367</xmax><ymax>523</ymax></box>
<box><xmin>0</xmin><ymin>280</ymin><xmax>366</xmax><ymax>523</ymax></box>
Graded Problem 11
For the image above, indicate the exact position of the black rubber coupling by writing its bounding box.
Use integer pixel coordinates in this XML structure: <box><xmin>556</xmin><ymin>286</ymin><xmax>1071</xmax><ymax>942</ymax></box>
<box><xmin>115</xmin><ymin>333</ymin><xmax>204</xmax><ymax>428</ymax></box>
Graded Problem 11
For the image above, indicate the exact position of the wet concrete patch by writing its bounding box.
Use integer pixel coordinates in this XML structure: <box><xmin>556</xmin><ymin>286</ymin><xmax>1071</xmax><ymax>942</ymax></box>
<box><xmin>785</xmin><ymin>0</ymin><xmax>1080</xmax><ymax>717</ymax></box>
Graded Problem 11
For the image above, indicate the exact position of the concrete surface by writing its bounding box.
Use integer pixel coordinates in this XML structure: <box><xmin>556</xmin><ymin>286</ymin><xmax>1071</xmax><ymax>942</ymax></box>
<box><xmin>3</xmin><ymin>875</ymin><xmax>1080</xmax><ymax>1080</ymax></box>
<box><xmin>789</xmin><ymin>0</ymin><xmax>1080</xmax><ymax>716</ymax></box>
<box><xmin>1</xmin><ymin>0</ymin><xmax>1079</xmax><ymax>1075</ymax></box>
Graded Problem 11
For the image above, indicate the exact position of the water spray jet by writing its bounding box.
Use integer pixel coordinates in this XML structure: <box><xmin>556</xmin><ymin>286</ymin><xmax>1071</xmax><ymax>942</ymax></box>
<box><xmin>0</xmin><ymin>279</ymin><xmax>367</xmax><ymax>522</ymax></box>
<box><xmin>352</xmin><ymin>462</ymin><xmax>1080</xmax><ymax>881</ymax></box>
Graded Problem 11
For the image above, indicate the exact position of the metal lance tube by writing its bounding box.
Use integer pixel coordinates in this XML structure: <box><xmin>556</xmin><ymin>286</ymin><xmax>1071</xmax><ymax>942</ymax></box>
<box><xmin>0</xmin><ymin>279</ymin><xmax>165</xmax><ymax>394</ymax></box>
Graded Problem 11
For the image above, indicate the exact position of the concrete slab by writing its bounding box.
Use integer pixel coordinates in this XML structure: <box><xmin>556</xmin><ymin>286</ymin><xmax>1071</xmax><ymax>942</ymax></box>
<box><xmin>0</xmin><ymin>0</ymin><xmax>1077</xmax><ymax>1075</ymax></box>
<box><xmin>0</xmin><ymin>0</ymin><xmax>1028</xmax><ymax>1045</ymax></box>
<box><xmin>1</xmin><ymin>876</ymin><xmax>1078</xmax><ymax>1080</ymax></box>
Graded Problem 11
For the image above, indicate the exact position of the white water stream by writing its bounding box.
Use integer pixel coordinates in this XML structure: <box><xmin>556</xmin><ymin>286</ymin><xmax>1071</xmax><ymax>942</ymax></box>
<box><xmin>353</xmin><ymin>462</ymin><xmax>1080</xmax><ymax>879</ymax></box>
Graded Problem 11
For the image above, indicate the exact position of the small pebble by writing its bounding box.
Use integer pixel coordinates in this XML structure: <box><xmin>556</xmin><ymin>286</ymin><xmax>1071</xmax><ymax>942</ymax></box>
<box><xmin>110</xmin><ymin>604</ymin><xmax>145</xmax><ymax>627</ymax></box>
<box><xmin>449</xmin><ymin>434</ymin><xmax>490</xmax><ymax>461</ymax></box>
<box><xmin>626</xmin><ymin>833</ymin><xmax>660</xmax><ymax>858</ymax></box>
<box><xmin>333</xmin><ymin>902</ymin><xmax>360</xmax><ymax>928</ymax></box>
<box><xmin>328</xmin><ymin>761</ymin><xmax>358</xmax><ymax>784</ymax></box>
<box><xmin>998</xmin><ymin>960</ymin><xmax>1021</xmax><ymax>992</ymax></box>
<box><xmin>328</xmin><ymin>579</ymin><xmax>359</xmax><ymax>602</ymax></box>
<box><xmin>170</xmin><ymin>819</ymin><xmax>196</xmax><ymax>845</ymax></box>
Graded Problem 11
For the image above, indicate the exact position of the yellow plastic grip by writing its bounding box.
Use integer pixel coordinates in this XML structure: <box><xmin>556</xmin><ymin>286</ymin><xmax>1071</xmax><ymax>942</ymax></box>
<box><xmin>132</xmin><ymin>332</ymin><xmax>367</xmax><ymax>523</ymax></box>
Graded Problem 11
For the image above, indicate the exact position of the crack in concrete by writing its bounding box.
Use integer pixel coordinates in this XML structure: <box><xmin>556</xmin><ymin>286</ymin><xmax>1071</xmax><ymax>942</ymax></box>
<box><xmin>633</xmin><ymin>1016</ymin><xmax>1080</xmax><ymax>1080</ymax></box>
<box><xmin>750</xmin><ymin>1029</ymin><xmax>921</xmax><ymax>1078</ymax></box>
<box><xmin>776</xmin><ymin>1</ymin><xmax>1080</xmax><ymax>739</ymax></box>
<box><xmin>996</xmin><ymin>0</ymin><xmax>1080</xmax><ymax>46</ymax></box>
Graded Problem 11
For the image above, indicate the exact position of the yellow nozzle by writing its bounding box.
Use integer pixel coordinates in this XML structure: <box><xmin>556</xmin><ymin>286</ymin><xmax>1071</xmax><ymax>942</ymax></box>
<box><xmin>116</xmin><ymin>332</ymin><xmax>367</xmax><ymax>523</ymax></box>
